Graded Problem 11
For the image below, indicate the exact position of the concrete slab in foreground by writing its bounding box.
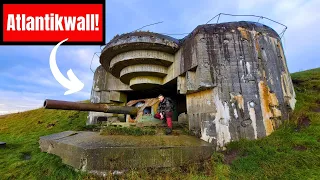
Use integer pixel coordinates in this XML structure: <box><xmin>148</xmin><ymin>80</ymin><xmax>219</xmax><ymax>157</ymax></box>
<box><xmin>39</xmin><ymin>131</ymin><xmax>214</xmax><ymax>173</ymax></box>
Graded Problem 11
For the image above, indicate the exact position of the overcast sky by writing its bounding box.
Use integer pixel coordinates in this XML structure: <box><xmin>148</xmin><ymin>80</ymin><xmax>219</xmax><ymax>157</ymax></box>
<box><xmin>0</xmin><ymin>0</ymin><xmax>319</xmax><ymax>115</ymax></box>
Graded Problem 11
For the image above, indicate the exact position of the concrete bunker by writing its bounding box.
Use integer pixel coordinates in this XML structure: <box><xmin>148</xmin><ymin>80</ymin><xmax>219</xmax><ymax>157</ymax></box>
<box><xmin>40</xmin><ymin>21</ymin><xmax>296</xmax><ymax>173</ymax></box>
<box><xmin>89</xmin><ymin>21</ymin><xmax>296</xmax><ymax>148</ymax></box>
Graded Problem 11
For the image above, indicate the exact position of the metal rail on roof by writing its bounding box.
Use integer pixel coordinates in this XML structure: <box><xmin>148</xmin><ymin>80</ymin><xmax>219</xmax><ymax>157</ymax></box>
<box><xmin>206</xmin><ymin>13</ymin><xmax>287</xmax><ymax>39</ymax></box>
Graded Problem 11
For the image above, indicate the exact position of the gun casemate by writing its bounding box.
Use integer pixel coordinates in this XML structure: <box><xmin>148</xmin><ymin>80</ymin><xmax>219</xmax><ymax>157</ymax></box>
<box><xmin>39</xmin><ymin>20</ymin><xmax>296</xmax><ymax>173</ymax></box>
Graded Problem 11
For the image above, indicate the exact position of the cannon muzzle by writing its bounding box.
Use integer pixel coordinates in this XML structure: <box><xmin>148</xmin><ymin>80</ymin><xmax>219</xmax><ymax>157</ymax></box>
<box><xmin>43</xmin><ymin>99</ymin><xmax>139</xmax><ymax>116</ymax></box>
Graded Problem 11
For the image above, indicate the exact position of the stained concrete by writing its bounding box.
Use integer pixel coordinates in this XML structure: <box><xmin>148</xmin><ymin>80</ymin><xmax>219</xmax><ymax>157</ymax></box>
<box><xmin>88</xmin><ymin>66</ymin><xmax>130</xmax><ymax>125</ymax></box>
<box><xmin>176</xmin><ymin>21</ymin><xmax>296</xmax><ymax>149</ymax></box>
<box><xmin>89</xmin><ymin>21</ymin><xmax>296</xmax><ymax>149</ymax></box>
<box><xmin>39</xmin><ymin>131</ymin><xmax>214</xmax><ymax>173</ymax></box>
<box><xmin>100</xmin><ymin>32</ymin><xmax>179</xmax><ymax>76</ymax></box>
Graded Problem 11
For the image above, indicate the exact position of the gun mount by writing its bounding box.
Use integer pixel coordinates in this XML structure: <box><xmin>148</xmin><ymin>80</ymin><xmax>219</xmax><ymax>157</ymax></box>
<box><xmin>43</xmin><ymin>99</ymin><xmax>139</xmax><ymax>116</ymax></box>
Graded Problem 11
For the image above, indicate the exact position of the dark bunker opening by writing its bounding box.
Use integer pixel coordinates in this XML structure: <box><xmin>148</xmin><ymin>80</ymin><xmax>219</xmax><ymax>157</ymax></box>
<box><xmin>125</xmin><ymin>78</ymin><xmax>187</xmax><ymax>121</ymax></box>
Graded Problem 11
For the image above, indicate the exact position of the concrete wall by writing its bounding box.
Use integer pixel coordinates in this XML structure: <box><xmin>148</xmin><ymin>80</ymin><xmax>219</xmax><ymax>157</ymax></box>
<box><xmin>176</xmin><ymin>22</ymin><xmax>296</xmax><ymax>149</ymax></box>
<box><xmin>91</xmin><ymin>21</ymin><xmax>296</xmax><ymax>149</ymax></box>
<box><xmin>87</xmin><ymin>66</ymin><xmax>129</xmax><ymax>125</ymax></box>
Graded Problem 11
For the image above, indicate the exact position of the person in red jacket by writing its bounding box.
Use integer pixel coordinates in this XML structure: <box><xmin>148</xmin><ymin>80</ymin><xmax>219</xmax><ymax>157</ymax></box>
<box><xmin>154</xmin><ymin>94</ymin><xmax>174</xmax><ymax>135</ymax></box>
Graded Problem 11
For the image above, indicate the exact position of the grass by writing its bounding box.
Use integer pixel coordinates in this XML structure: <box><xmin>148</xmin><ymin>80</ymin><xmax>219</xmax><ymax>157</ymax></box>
<box><xmin>100</xmin><ymin>126</ymin><xmax>156</xmax><ymax>136</ymax></box>
<box><xmin>0</xmin><ymin>109</ymin><xmax>90</xmax><ymax>179</ymax></box>
<box><xmin>0</xmin><ymin>67</ymin><xmax>320</xmax><ymax>179</ymax></box>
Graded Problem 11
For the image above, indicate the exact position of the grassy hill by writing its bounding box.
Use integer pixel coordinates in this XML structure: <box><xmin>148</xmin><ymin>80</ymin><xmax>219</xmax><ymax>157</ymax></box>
<box><xmin>1</xmin><ymin>68</ymin><xmax>320</xmax><ymax>179</ymax></box>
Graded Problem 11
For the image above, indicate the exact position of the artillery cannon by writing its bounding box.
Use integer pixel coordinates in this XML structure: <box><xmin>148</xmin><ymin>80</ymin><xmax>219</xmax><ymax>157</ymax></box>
<box><xmin>43</xmin><ymin>99</ymin><xmax>139</xmax><ymax>116</ymax></box>
<box><xmin>43</xmin><ymin>98</ymin><xmax>166</xmax><ymax>125</ymax></box>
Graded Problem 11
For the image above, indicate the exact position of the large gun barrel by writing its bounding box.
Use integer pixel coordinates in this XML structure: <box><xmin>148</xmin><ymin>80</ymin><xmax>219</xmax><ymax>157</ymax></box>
<box><xmin>43</xmin><ymin>99</ymin><xmax>139</xmax><ymax>116</ymax></box>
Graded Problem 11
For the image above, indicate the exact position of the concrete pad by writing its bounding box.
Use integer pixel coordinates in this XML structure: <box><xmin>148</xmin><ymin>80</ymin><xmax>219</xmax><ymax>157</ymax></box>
<box><xmin>39</xmin><ymin>131</ymin><xmax>214</xmax><ymax>173</ymax></box>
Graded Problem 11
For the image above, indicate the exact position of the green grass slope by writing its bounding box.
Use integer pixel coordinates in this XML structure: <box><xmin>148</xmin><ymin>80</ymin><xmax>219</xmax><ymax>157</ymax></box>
<box><xmin>0</xmin><ymin>109</ymin><xmax>89</xmax><ymax>179</ymax></box>
<box><xmin>1</xmin><ymin>68</ymin><xmax>320</xmax><ymax>179</ymax></box>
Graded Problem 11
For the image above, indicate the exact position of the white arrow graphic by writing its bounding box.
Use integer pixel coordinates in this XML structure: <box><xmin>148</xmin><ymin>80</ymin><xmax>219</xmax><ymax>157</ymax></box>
<box><xmin>49</xmin><ymin>38</ymin><xmax>84</xmax><ymax>95</ymax></box>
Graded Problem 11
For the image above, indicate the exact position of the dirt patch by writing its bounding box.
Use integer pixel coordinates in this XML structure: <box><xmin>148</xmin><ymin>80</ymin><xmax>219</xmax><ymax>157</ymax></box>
<box><xmin>296</xmin><ymin>114</ymin><xmax>311</xmax><ymax>131</ymax></box>
<box><xmin>47</xmin><ymin>123</ymin><xmax>56</xmax><ymax>129</ymax></box>
<box><xmin>293</xmin><ymin>145</ymin><xmax>307</xmax><ymax>151</ymax></box>
<box><xmin>223</xmin><ymin>149</ymin><xmax>239</xmax><ymax>165</ymax></box>
<box><xmin>20</xmin><ymin>152</ymin><xmax>32</xmax><ymax>160</ymax></box>
<box><xmin>47</xmin><ymin>120</ymin><xmax>58</xmax><ymax>129</ymax></box>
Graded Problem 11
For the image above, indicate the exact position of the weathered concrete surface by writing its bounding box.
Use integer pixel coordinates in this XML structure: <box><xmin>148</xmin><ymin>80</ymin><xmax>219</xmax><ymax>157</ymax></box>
<box><xmin>120</xmin><ymin>64</ymin><xmax>168</xmax><ymax>84</ymax></box>
<box><xmin>178</xmin><ymin>113</ymin><xmax>188</xmax><ymax>127</ymax></box>
<box><xmin>88</xmin><ymin>66</ymin><xmax>130</xmax><ymax>125</ymax></box>
<box><xmin>110</xmin><ymin>50</ymin><xmax>174</xmax><ymax>78</ymax></box>
<box><xmin>39</xmin><ymin>131</ymin><xmax>214</xmax><ymax>173</ymax></box>
<box><xmin>99</xmin><ymin>32</ymin><xmax>178</xmax><ymax>90</ymax></box>
<box><xmin>129</xmin><ymin>76</ymin><xmax>163</xmax><ymax>89</ymax></box>
<box><xmin>91</xmin><ymin>66</ymin><xmax>131</xmax><ymax>93</ymax></box>
<box><xmin>89</xmin><ymin>21</ymin><xmax>296</xmax><ymax>149</ymax></box>
<box><xmin>177</xmin><ymin>21</ymin><xmax>296</xmax><ymax>149</ymax></box>
<box><xmin>87</xmin><ymin>112</ymin><xmax>111</xmax><ymax>125</ymax></box>
<box><xmin>100</xmin><ymin>32</ymin><xmax>179</xmax><ymax>75</ymax></box>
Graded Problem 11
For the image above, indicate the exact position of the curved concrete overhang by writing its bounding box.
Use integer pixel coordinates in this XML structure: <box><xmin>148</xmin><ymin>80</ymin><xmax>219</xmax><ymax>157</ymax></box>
<box><xmin>109</xmin><ymin>50</ymin><xmax>174</xmax><ymax>78</ymax></box>
<box><xmin>129</xmin><ymin>76</ymin><xmax>163</xmax><ymax>90</ymax></box>
<box><xmin>120</xmin><ymin>64</ymin><xmax>168</xmax><ymax>84</ymax></box>
<box><xmin>100</xmin><ymin>31</ymin><xmax>180</xmax><ymax>74</ymax></box>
